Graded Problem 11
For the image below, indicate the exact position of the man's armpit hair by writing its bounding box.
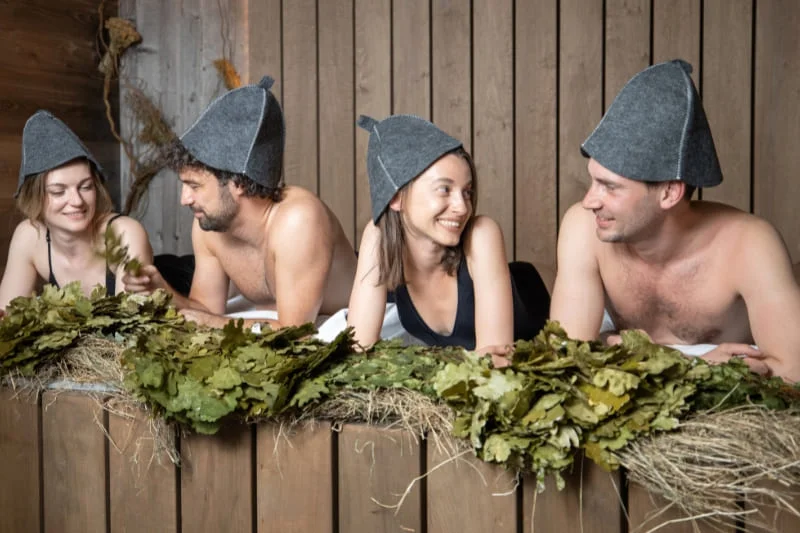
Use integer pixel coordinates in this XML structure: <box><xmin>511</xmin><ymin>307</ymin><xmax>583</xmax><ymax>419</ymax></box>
<box><xmin>161</xmin><ymin>139</ymin><xmax>283</xmax><ymax>202</ymax></box>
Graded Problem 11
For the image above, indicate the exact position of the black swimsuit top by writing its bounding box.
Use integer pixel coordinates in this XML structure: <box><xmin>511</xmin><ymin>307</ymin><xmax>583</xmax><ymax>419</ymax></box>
<box><xmin>394</xmin><ymin>258</ymin><xmax>548</xmax><ymax>350</ymax></box>
<box><xmin>394</xmin><ymin>258</ymin><xmax>478</xmax><ymax>349</ymax></box>
<box><xmin>46</xmin><ymin>214</ymin><xmax>123</xmax><ymax>293</ymax></box>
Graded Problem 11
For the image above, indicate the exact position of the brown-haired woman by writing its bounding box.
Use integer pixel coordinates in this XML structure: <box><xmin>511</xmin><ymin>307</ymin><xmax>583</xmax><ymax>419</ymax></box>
<box><xmin>347</xmin><ymin>114</ymin><xmax>549</xmax><ymax>365</ymax></box>
<box><xmin>0</xmin><ymin>111</ymin><xmax>153</xmax><ymax>310</ymax></box>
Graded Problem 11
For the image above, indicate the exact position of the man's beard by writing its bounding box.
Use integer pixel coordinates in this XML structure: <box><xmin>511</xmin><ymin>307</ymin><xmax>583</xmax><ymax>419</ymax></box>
<box><xmin>198</xmin><ymin>188</ymin><xmax>238</xmax><ymax>232</ymax></box>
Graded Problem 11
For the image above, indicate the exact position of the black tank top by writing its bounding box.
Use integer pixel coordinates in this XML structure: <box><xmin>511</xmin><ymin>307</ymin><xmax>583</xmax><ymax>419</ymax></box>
<box><xmin>46</xmin><ymin>214</ymin><xmax>124</xmax><ymax>294</ymax></box>
<box><xmin>394</xmin><ymin>259</ymin><xmax>549</xmax><ymax>350</ymax></box>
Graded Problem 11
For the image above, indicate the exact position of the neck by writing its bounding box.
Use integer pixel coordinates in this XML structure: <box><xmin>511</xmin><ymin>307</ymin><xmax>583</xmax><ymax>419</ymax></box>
<box><xmin>46</xmin><ymin>224</ymin><xmax>97</xmax><ymax>259</ymax></box>
<box><xmin>403</xmin><ymin>233</ymin><xmax>449</xmax><ymax>278</ymax></box>
<box><xmin>222</xmin><ymin>196</ymin><xmax>275</xmax><ymax>246</ymax></box>
<box><xmin>624</xmin><ymin>202</ymin><xmax>699</xmax><ymax>265</ymax></box>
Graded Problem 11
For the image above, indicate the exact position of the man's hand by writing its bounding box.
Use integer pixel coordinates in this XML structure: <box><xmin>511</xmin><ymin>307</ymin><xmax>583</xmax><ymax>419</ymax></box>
<box><xmin>476</xmin><ymin>344</ymin><xmax>513</xmax><ymax>369</ymax></box>
<box><xmin>702</xmin><ymin>343</ymin><xmax>770</xmax><ymax>376</ymax></box>
<box><xmin>123</xmin><ymin>265</ymin><xmax>169</xmax><ymax>295</ymax></box>
<box><xmin>179</xmin><ymin>308</ymin><xmax>230</xmax><ymax>329</ymax></box>
<box><xmin>603</xmin><ymin>329</ymin><xmax>651</xmax><ymax>346</ymax></box>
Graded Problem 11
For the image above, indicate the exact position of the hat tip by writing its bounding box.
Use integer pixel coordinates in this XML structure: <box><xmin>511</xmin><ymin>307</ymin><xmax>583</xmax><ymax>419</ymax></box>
<box><xmin>357</xmin><ymin>115</ymin><xmax>378</xmax><ymax>131</ymax></box>
<box><xmin>257</xmin><ymin>76</ymin><xmax>275</xmax><ymax>91</ymax></box>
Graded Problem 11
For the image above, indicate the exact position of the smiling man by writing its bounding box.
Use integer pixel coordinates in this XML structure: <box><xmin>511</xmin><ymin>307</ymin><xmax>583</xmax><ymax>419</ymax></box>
<box><xmin>124</xmin><ymin>76</ymin><xmax>357</xmax><ymax>330</ymax></box>
<box><xmin>549</xmin><ymin>60</ymin><xmax>800</xmax><ymax>382</ymax></box>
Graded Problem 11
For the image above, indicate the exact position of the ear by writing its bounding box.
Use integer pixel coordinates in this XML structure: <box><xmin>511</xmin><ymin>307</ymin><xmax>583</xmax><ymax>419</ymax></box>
<box><xmin>227</xmin><ymin>179</ymin><xmax>245</xmax><ymax>198</ymax></box>
<box><xmin>659</xmin><ymin>181</ymin><xmax>685</xmax><ymax>209</ymax></box>
<box><xmin>388</xmin><ymin>192</ymin><xmax>403</xmax><ymax>212</ymax></box>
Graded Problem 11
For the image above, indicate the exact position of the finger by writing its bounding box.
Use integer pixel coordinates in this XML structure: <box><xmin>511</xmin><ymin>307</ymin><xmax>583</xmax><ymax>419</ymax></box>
<box><xmin>606</xmin><ymin>334</ymin><xmax>623</xmax><ymax>346</ymax></box>
<box><xmin>720</xmin><ymin>343</ymin><xmax>763</xmax><ymax>358</ymax></box>
<box><xmin>491</xmin><ymin>354</ymin><xmax>511</xmax><ymax>368</ymax></box>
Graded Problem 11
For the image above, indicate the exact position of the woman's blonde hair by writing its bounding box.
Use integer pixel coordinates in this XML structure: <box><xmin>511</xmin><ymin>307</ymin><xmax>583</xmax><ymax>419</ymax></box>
<box><xmin>377</xmin><ymin>147</ymin><xmax>478</xmax><ymax>290</ymax></box>
<box><xmin>15</xmin><ymin>159</ymin><xmax>114</xmax><ymax>242</ymax></box>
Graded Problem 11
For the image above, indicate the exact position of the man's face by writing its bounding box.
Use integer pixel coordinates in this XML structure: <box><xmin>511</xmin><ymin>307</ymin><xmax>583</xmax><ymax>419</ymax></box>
<box><xmin>179</xmin><ymin>167</ymin><xmax>239</xmax><ymax>232</ymax></box>
<box><xmin>581</xmin><ymin>158</ymin><xmax>662</xmax><ymax>243</ymax></box>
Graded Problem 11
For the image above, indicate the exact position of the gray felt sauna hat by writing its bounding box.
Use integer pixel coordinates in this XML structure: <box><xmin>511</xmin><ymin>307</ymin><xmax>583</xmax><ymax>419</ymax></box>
<box><xmin>17</xmin><ymin>110</ymin><xmax>106</xmax><ymax>197</ymax></box>
<box><xmin>181</xmin><ymin>76</ymin><xmax>284</xmax><ymax>188</ymax></box>
<box><xmin>581</xmin><ymin>59</ymin><xmax>722</xmax><ymax>188</ymax></box>
<box><xmin>357</xmin><ymin>114</ymin><xmax>462</xmax><ymax>223</ymax></box>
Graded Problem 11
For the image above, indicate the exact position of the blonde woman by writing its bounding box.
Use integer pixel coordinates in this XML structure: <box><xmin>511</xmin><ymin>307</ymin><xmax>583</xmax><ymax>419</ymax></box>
<box><xmin>0</xmin><ymin>111</ymin><xmax>152</xmax><ymax>310</ymax></box>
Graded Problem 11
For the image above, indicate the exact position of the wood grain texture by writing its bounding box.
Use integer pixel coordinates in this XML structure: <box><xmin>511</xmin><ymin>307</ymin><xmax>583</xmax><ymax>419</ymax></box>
<box><xmin>427</xmin><ymin>445</ymin><xmax>517</xmax><ymax>533</ymax></box>
<box><xmin>652</xmin><ymin>0</ymin><xmax>701</xmax><ymax>84</ymax></box>
<box><xmin>0</xmin><ymin>388</ymin><xmax>40</xmax><ymax>533</ymax></box>
<box><xmin>257</xmin><ymin>422</ymin><xmax>333</xmax><ymax>533</ymax></box>
<box><xmin>282</xmin><ymin>0</ymin><xmax>319</xmax><ymax>195</ymax></box>
<box><xmin>108</xmin><ymin>409</ymin><xmax>178</xmax><ymax>533</ymax></box>
<box><xmin>701</xmin><ymin>0</ymin><xmax>752</xmax><ymax>211</ymax></box>
<box><xmin>525</xmin><ymin>457</ymin><xmax>624</xmax><ymax>533</ymax></box>
<box><xmin>392</xmin><ymin>0</ymin><xmax>430</xmax><ymax>118</ymax></box>
<box><xmin>604</xmin><ymin>0</ymin><xmax>651</xmax><ymax>108</ymax></box>
<box><xmin>473</xmin><ymin>0</ymin><xmax>514</xmax><ymax>258</ymax></box>
<box><xmin>42</xmin><ymin>390</ymin><xmax>107</xmax><ymax>533</ymax></box>
<box><xmin>558</xmin><ymin>0</ymin><xmax>604</xmax><ymax>217</ymax></box>
<box><xmin>354</xmin><ymin>0</ymin><xmax>392</xmax><ymax>247</ymax></box>
<box><xmin>514</xmin><ymin>0</ymin><xmax>558</xmax><ymax>290</ymax></box>
<box><xmin>432</xmin><ymin>0</ymin><xmax>471</xmax><ymax>152</ymax></box>
<box><xmin>319</xmin><ymin>0</ymin><xmax>356</xmax><ymax>244</ymax></box>
<box><xmin>180</xmin><ymin>423</ymin><xmax>253</xmax><ymax>533</ymax></box>
<box><xmin>338</xmin><ymin>424</ymin><xmax>422</xmax><ymax>533</ymax></box>
<box><xmin>628</xmin><ymin>481</ymin><xmax>733</xmax><ymax>532</ymax></box>
<box><xmin>753</xmin><ymin>0</ymin><xmax>800</xmax><ymax>263</ymax></box>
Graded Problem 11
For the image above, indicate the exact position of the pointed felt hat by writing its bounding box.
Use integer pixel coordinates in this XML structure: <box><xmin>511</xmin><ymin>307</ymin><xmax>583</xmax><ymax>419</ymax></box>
<box><xmin>581</xmin><ymin>59</ymin><xmax>722</xmax><ymax>188</ymax></box>
<box><xmin>17</xmin><ymin>110</ymin><xmax>105</xmax><ymax>196</ymax></box>
<box><xmin>357</xmin><ymin>114</ymin><xmax>462</xmax><ymax>223</ymax></box>
<box><xmin>181</xmin><ymin>76</ymin><xmax>284</xmax><ymax>188</ymax></box>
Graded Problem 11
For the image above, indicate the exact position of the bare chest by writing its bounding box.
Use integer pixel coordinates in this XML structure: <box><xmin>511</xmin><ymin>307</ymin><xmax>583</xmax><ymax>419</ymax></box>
<box><xmin>34</xmin><ymin>250</ymin><xmax>113</xmax><ymax>295</ymax></box>
<box><xmin>215</xmin><ymin>243</ymin><xmax>274</xmax><ymax>304</ymax></box>
<box><xmin>600</xmin><ymin>256</ymin><xmax>750</xmax><ymax>344</ymax></box>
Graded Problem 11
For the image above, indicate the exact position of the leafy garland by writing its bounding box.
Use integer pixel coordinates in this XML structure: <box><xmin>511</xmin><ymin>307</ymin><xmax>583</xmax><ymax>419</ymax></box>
<box><xmin>1</xmin><ymin>285</ymin><xmax>797</xmax><ymax>487</ymax></box>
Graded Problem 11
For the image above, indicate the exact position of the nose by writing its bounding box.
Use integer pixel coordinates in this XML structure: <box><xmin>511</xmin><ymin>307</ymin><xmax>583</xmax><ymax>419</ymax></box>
<box><xmin>451</xmin><ymin>191</ymin><xmax>469</xmax><ymax>215</ymax></box>
<box><xmin>582</xmin><ymin>183</ymin><xmax>602</xmax><ymax>211</ymax></box>
<box><xmin>67</xmin><ymin>188</ymin><xmax>86</xmax><ymax>207</ymax></box>
<box><xmin>180</xmin><ymin>184</ymin><xmax>193</xmax><ymax>206</ymax></box>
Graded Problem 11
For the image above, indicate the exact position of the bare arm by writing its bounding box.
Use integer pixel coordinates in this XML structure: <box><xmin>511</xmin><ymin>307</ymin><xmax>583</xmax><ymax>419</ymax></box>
<box><xmin>109</xmin><ymin>216</ymin><xmax>154</xmax><ymax>295</ymax></box>
<box><xmin>185</xmin><ymin>219</ymin><xmax>230</xmax><ymax>314</ymax></box>
<box><xmin>0</xmin><ymin>221</ymin><xmax>42</xmax><ymax>309</ymax></box>
<box><xmin>464</xmin><ymin>216</ymin><xmax>514</xmax><ymax>352</ymax></box>
<box><xmin>269</xmin><ymin>201</ymin><xmax>335</xmax><ymax>329</ymax></box>
<box><xmin>346</xmin><ymin>222</ymin><xmax>388</xmax><ymax>348</ymax></box>
<box><xmin>549</xmin><ymin>203</ymin><xmax>606</xmax><ymax>340</ymax></box>
<box><xmin>734</xmin><ymin>219</ymin><xmax>800</xmax><ymax>382</ymax></box>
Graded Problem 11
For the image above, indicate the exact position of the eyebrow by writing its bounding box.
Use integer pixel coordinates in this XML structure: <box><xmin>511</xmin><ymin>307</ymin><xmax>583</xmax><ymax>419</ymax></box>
<box><xmin>47</xmin><ymin>177</ymin><xmax>93</xmax><ymax>189</ymax></box>
<box><xmin>431</xmin><ymin>177</ymin><xmax>473</xmax><ymax>186</ymax></box>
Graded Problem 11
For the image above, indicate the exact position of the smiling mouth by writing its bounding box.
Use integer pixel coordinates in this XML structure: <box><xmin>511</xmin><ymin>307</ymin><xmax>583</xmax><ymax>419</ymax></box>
<box><xmin>437</xmin><ymin>219</ymin><xmax>462</xmax><ymax>230</ymax></box>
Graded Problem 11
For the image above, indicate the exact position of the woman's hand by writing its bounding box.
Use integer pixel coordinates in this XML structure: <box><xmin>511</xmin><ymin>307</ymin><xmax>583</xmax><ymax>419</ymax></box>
<box><xmin>476</xmin><ymin>344</ymin><xmax>513</xmax><ymax>368</ymax></box>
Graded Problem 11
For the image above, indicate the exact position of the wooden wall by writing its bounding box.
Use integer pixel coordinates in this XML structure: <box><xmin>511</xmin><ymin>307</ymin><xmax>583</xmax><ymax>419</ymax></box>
<box><xmin>118</xmin><ymin>0</ymin><xmax>800</xmax><ymax>289</ymax></box>
<box><xmin>0</xmin><ymin>0</ymin><xmax>119</xmax><ymax>275</ymax></box>
<box><xmin>3</xmin><ymin>388</ymin><xmax>798</xmax><ymax>533</ymax></box>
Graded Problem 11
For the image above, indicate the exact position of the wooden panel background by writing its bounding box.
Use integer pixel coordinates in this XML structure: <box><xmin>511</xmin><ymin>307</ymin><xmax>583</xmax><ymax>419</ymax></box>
<box><xmin>2</xmin><ymin>389</ymin><xmax>798</xmax><ymax>532</ymax></box>
<box><xmin>106</xmin><ymin>0</ymin><xmax>800</xmax><ymax>290</ymax></box>
<box><xmin>0</xmin><ymin>0</ymin><xmax>119</xmax><ymax>276</ymax></box>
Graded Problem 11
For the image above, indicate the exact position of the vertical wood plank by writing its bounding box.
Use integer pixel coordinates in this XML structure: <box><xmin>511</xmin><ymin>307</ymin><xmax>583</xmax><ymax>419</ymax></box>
<box><xmin>432</xmin><ymin>0</ymin><xmax>471</xmax><ymax>152</ymax></box>
<box><xmin>282</xmin><ymin>0</ymin><xmax>319</xmax><ymax>195</ymax></box>
<box><xmin>628</xmin><ymin>482</ymin><xmax>734</xmax><ymax>532</ymax></box>
<box><xmin>473</xmin><ymin>0</ymin><xmax>514</xmax><ymax>257</ymax></box>
<box><xmin>354</xmin><ymin>0</ymin><xmax>392</xmax><ymax>247</ymax></box>
<box><xmin>42</xmin><ymin>390</ymin><xmax>107</xmax><ymax>533</ymax></box>
<box><xmin>392</xmin><ymin>0</ymin><xmax>430</xmax><ymax>118</ymax></box>
<box><xmin>338</xmin><ymin>424</ymin><xmax>422</xmax><ymax>533</ymax></box>
<box><xmin>558</xmin><ymin>0</ymin><xmax>604</xmax><ymax>218</ymax></box>
<box><xmin>108</xmin><ymin>409</ymin><xmax>178</xmax><ymax>533</ymax></box>
<box><xmin>0</xmin><ymin>389</ymin><xmax>40</xmax><ymax>533</ymax></box>
<box><xmin>701</xmin><ymin>0</ymin><xmax>752</xmax><ymax>211</ymax></box>
<box><xmin>180</xmin><ymin>423</ymin><xmax>253</xmax><ymax>533</ymax></box>
<box><xmin>604</xmin><ymin>0</ymin><xmax>651</xmax><ymax>107</ymax></box>
<box><xmin>427</xmin><ymin>446</ymin><xmax>517</xmax><ymax>533</ymax></box>
<box><xmin>257</xmin><ymin>422</ymin><xmax>333</xmax><ymax>533</ymax></box>
<box><xmin>753</xmin><ymin>0</ymin><xmax>800</xmax><ymax>263</ymax></box>
<box><xmin>745</xmin><ymin>481</ymin><xmax>800</xmax><ymax>532</ymax></box>
<box><xmin>319</xmin><ymin>0</ymin><xmax>356</xmax><ymax>245</ymax></box>
<box><xmin>652</xmin><ymin>0</ymin><xmax>701</xmax><ymax>84</ymax></box>
<box><xmin>514</xmin><ymin>0</ymin><xmax>558</xmax><ymax>290</ymax></box>
<box><xmin>248</xmin><ymin>0</ymin><xmax>283</xmax><ymax>91</ymax></box>
<box><xmin>524</xmin><ymin>457</ymin><xmax>624</xmax><ymax>533</ymax></box>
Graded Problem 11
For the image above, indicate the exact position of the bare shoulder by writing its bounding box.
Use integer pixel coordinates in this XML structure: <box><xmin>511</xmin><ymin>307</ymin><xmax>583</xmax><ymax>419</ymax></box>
<box><xmin>272</xmin><ymin>187</ymin><xmax>330</xmax><ymax>227</ymax></box>
<box><xmin>699</xmin><ymin>202</ymin><xmax>785</xmax><ymax>250</ymax></box>
<box><xmin>105</xmin><ymin>214</ymin><xmax>147</xmax><ymax>236</ymax></box>
<box><xmin>463</xmin><ymin>215</ymin><xmax>503</xmax><ymax>251</ymax></box>
<box><xmin>561</xmin><ymin>201</ymin><xmax>595</xmax><ymax>232</ymax></box>
<box><xmin>12</xmin><ymin>219</ymin><xmax>43</xmax><ymax>241</ymax></box>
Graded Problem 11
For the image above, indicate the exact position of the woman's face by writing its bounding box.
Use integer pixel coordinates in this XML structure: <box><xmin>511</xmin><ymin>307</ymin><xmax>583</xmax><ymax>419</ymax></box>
<box><xmin>392</xmin><ymin>153</ymin><xmax>474</xmax><ymax>247</ymax></box>
<box><xmin>43</xmin><ymin>160</ymin><xmax>97</xmax><ymax>232</ymax></box>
